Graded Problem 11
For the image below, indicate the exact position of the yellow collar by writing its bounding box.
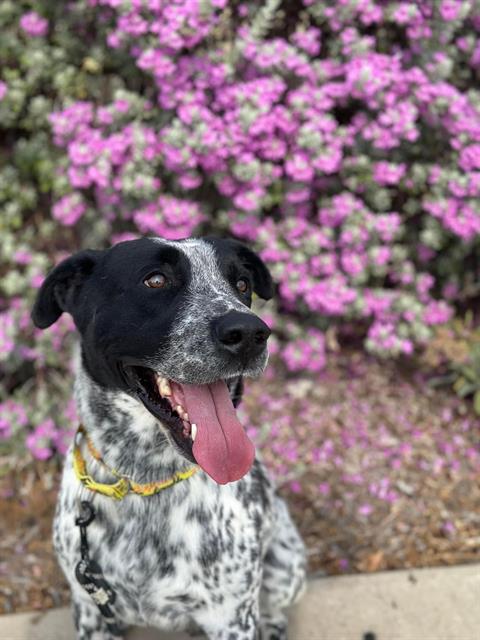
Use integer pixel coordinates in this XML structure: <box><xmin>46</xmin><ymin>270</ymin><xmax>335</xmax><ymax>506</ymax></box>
<box><xmin>73</xmin><ymin>425</ymin><xmax>198</xmax><ymax>500</ymax></box>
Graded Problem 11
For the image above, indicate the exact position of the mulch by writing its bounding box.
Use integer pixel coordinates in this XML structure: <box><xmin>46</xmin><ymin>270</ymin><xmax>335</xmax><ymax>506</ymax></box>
<box><xmin>245</xmin><ymin>353</ymin><xmax>480</xmax><ymax>576</ymax></box>
<box><xmin>0</xmin><ymin>461</ymin><xmax>69</xmax><ymax>614</ymax></box>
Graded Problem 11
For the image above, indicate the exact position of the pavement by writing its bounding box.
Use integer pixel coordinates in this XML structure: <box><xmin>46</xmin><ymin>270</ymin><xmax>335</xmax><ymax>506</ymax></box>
<box><xmin>0</xmin><ymin>564</ymin><xmax>478</xmax><ymax>640</ymax></box>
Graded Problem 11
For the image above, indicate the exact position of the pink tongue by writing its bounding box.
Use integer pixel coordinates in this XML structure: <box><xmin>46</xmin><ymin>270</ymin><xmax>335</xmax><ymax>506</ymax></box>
<box><xmin>180</xmin><ymin>381</ymin><xmax>255</xmax><ymax>484</ymax></box>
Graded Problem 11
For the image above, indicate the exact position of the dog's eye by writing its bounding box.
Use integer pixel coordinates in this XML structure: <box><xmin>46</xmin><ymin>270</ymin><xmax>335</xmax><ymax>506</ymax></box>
<box><xmin>144</xmin><ymin>273</ymin><xmax>167</xmax><ymax>289</ymax></box>
<box><xmin>236</xmin><ymin>279</ymin><xmax>249</xmax><ymax>294</ymax></box>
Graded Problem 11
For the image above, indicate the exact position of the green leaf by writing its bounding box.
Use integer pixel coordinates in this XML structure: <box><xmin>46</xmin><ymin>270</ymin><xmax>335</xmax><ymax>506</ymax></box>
<box><xmin>459</xmin><ymin>366</ymin><xmax>477</xmax><ymax>382</ymax></box>
<box><xmin>474</xmin><ymin>391</ymin><xmax>480</xmax><ymax>416</ymax></box>
<box><xmin>457</xmin><ymin>382</ymin><xmax>478</xmax><ymax>398</ymax></box>
<box><xmin>429</xmin><ymin>373</ymin><xmax>456</xmax><ymax>387</ymax></box>
<box><xmin>453</xmin><ymin>376</ymin><xmax>467</xmax><ymax>393</ymax></box>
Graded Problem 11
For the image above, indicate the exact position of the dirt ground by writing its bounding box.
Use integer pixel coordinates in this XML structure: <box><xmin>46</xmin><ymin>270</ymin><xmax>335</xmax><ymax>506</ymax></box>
<box><xmin>0</xmin><ymin>460</ymin><xmax>68</xmax><ymax>614</ymax></box>
<box><xmin>1</xmin><ymin>352</ymin><xmax>479</xmax><ymax>614</ymax></box>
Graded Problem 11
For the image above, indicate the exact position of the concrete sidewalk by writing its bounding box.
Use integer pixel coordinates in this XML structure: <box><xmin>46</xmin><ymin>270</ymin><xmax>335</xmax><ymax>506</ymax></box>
<box><xmin>0</xmin><ymin>564</ymin><xmax>478</xmax><ymax>640</ymax></box>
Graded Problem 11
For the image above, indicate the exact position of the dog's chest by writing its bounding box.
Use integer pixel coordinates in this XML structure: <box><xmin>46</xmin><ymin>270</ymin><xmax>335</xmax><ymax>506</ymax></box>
<box><xmin>55</xmin><ymin>461</ymin><xmax>274</xmax><ymax>627</ymax></box>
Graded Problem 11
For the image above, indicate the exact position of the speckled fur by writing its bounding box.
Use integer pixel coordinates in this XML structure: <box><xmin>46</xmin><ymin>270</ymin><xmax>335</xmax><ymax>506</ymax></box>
<box><xmin>51</xmin><ymin>239</ymin><xmax>306</xmax><ymax>639</ymax></box>
<box><xmin>149</xmin><ymin>239</ymin><xmax>269</xmax><ymax>385</ymax></box>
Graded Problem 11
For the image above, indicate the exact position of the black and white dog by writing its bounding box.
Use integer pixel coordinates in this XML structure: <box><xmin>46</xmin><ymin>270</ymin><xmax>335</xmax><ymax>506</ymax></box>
<box><xmin>32</xmin><ymin>237</ymin><xmax>306</xmax><ymax>640</ymax></box>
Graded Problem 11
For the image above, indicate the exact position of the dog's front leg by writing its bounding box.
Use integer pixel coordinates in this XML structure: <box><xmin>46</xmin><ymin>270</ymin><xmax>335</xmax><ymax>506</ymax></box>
<box><xmin>258</xmin><ymin>498</ymin><xmax>306</xmax><ymax>640</ymax></box>
<box><xmin>201</xmin><ymin>621</ymin><xmax>260</xmax><ymax>640</ymax></box>
<box><xmin>196</xmin><ymin>597</ymin><xmax>260</xmax><ymax>640</ymax></box>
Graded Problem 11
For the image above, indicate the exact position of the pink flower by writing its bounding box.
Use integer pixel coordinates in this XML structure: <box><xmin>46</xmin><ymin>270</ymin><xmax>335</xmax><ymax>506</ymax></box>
<box><xmin>233</xmin><ymin>190</ymin><xmax>263</xmax><ymax>212</ymax></box>
<box><xmin>341</xmin><ymin>252</ymin><xmax>368</xmax><ymax>276</ymax></box>
<box><xmin>285</xmin><ymin>154</ymin><xmax>314</xmax><ymax>182</ymax></box>
<box><xmin>318</xmin><ymin>482</ymin><xmax>330</xmax><ymax>495</ymax></box>
<box><xmin>0</xmin><ymin>417</ymin><xmax>11</xmax><ymax>440</ymax></box>
<box><xmin>30</xmin><ymin>274</ymin><xmax>45</xmax><ymax>289</ymax></box>
<box><xmin>20</xmin><ymin>11</ymin><xmax>48</xmax><ymax>37</ymax></box>
<box><xmin>373</xmin><ymin>162</ymin><xmax>406</xmax><ymax>185</ymax></box>
<box><xmin>289</xmin><ymin>481</ymin><xmax>302</xmax><ymax>493</ymax></box>
<box><xmin>423</xmin><ymin>302</ymin><xmax>453</xmax><ymax>326</ymax></box>
<box><xmin>372</xmin><ymin>247</ymin><xmax>391</xmax><ymax>266</ymax></box>
<box><xmin>26</xmin><ymin>419</ymin><xmax>57</xmax><ymax>460</ymax></box>
<box><xmin>13</xmin><ymin>250</ymin><xmax>33</xmax><ymax>265</ymax></box>
<box><xmin>471</xmin><ymin>43</ymin><xmax>480</xmax><ymax>67</ymax></box>
<box><xmin>178</xmin><ymin>172</ymin><xmax>202</xmax><ymax>190</ymax></box>
<box><xmin>439</xmin><ymin>0</ymin><xmax>462</xmax><ymax>21</ymax></box>
<box><xmin>134</xmin><ymin>195</ymin><xmax>205</xmax><ymax>238</ymax></box>
<box><xmin>281</xmin><ymin>329</ymin><xmax>326</xmax><ymax>373</ymax></box>
<box><xmin>0</xmin><ymin>312</ymin><xmax>15</xmax><ymax>357</ymax></box>
<box><xmin>442</xmin><ymin>282</ymin><xmax>459</xmax><ymax>300</ymax></box>
<box><xmin>292</xmin><ymin>28</ymin><xmax>321</xmax><ymax>56</ymax></box>
<box><xmin>459</xmin><ymin>144</ymin><xmax>480</xmax><ymax>171</ymax></box>
<box><xmin>52</xmin><ymin>193</ymin><xmax>87</xmax><ymax>226</ymax></box>
<box><xmin>113</xmin><ymin>99</ymin><xmax>130</xmax><ymax>113</ymax></box>
<box><xmin>358</xmin><ymin>503</ymin><xmax>373</xmax><ymax>517</ymax></box>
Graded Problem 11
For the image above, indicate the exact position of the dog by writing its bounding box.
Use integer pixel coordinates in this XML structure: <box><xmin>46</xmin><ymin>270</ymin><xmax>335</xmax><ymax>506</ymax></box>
<box><xmin>32</xmin><ymin>237</ymin><xmax>306</xmax><ymax>640</ymax></box>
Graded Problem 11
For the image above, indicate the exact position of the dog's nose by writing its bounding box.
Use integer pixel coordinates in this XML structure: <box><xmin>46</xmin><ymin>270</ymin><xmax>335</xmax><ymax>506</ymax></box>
<box><xmin>212</xmin><ymin>311</ymin><xmax>271</xmax><ymax>358</ymax></box>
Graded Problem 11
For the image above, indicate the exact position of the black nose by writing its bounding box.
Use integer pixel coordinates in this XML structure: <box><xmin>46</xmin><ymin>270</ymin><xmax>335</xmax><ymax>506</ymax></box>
<box><xmin>212</xmin><ymin>311</ymin><xmax>271</xmax><ymax>359</ymax></box>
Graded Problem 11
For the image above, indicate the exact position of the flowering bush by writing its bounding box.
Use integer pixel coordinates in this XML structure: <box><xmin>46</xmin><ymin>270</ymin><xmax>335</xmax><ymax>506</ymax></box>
<box><xmin>1</xmin><ymin>0</ymin><xmax>480</xmax><ymax>459</ymax></box>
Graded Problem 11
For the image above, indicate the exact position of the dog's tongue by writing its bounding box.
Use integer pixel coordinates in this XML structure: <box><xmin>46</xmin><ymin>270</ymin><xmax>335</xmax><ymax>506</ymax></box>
<box><xmin>181</xmin><ymin>381</ymin><xmax>255</xmax><ymax>485</ymax></box>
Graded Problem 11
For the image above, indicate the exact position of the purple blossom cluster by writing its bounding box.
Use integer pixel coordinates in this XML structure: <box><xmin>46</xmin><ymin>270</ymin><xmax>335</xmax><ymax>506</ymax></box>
<box><xmin>24</xmin><ymin>407</ymin><xmax>77</xmax><ymax>460</ymax></box>
<box><xmin>134</xmin><ymin>195</ymin><xmax>205</xmax><ymax>239</ymax></box>
<box><xmin>282</xmin><ymin>329</ymin><xmax>326</xmax><ymax>372</ymax></box>
<box><xmin>47</xmin><ymin>0</ymin><xmax>480</xmax><ymax>358</ymax></box>
<box><xmin>0</xmin><ymin>392</ymin><xmax>77</xmax><ymax>460</ymax></box>
<box><xmin>0</xmin><ymin>401</ymin><xmax>28</xmax><ymax>441</ymax></box>
<box><xmin>19</xmin><ymin>11</ymin><xmax>48</xmax><ymax>37</ymax></box>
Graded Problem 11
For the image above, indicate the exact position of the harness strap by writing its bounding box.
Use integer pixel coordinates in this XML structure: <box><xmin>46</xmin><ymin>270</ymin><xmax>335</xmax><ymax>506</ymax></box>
<box><xmin>75</xmin><ymin>501</ymin><xmax>122</xmax><ymax>637</ymax></box>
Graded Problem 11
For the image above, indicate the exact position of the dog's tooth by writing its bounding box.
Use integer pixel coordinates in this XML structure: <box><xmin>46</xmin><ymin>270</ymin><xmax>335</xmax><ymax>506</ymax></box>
<box><xmin>175</xmin><ymin>405</ymin><xmax>184</xmax><ymax>417</ymax></box>
<box><xmin>191</xmin><ymin>423</ymin><xmax>197</xmax><ymax>441</ymax></box>
<box><xmin>184</xmin><ymin>412</ymin><xmax>189</xmax><ymax>422</ymax></box>
<box><xmin>158</xmin><ymin>377</ymin><xmax>171</xmax><ymax>397</ymax></box>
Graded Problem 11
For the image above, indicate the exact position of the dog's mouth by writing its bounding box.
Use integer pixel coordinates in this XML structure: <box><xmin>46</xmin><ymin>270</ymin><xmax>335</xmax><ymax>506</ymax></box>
<box><xmin>125</xmin><ymin>366</ymin><xmax>255</xmax><ymax>485</ymax></box>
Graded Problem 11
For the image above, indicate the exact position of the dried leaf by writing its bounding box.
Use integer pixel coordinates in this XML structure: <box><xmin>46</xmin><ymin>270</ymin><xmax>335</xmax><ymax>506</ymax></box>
<box><xmin>364</xmin><ymin>550</ymin><xmax>384</xmax><ymax>572</ymax></box>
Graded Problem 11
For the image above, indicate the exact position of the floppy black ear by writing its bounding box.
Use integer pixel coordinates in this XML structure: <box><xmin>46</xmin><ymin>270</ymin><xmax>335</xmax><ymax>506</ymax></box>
<box><xmin>226</xmin><ymin>239</ymin><xmax>274</xmax><ymax>300</ymax></box>
<box><xmin>32</xmin><ymin>250</ymin><xmax>101</xmax><ymax>329</ymax></box>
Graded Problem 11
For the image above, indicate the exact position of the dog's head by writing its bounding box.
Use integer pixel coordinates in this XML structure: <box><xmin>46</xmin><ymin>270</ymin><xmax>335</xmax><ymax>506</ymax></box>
<box><xmin>32</xmin><ymin>237</ymin><xmax>273</xmax><ymax>484</ymax></box>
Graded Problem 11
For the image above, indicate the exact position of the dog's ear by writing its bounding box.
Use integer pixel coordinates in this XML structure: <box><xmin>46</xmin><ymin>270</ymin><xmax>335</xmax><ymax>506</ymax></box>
<box><xmin>32</xmin><ymin>250</ymin><xmax>101</xmax><ymax>329</ymax></box>
<box><xmin>223</xmin><ymin>239</ymin><xmax>274</xmax><ymax>300</ymax></box>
